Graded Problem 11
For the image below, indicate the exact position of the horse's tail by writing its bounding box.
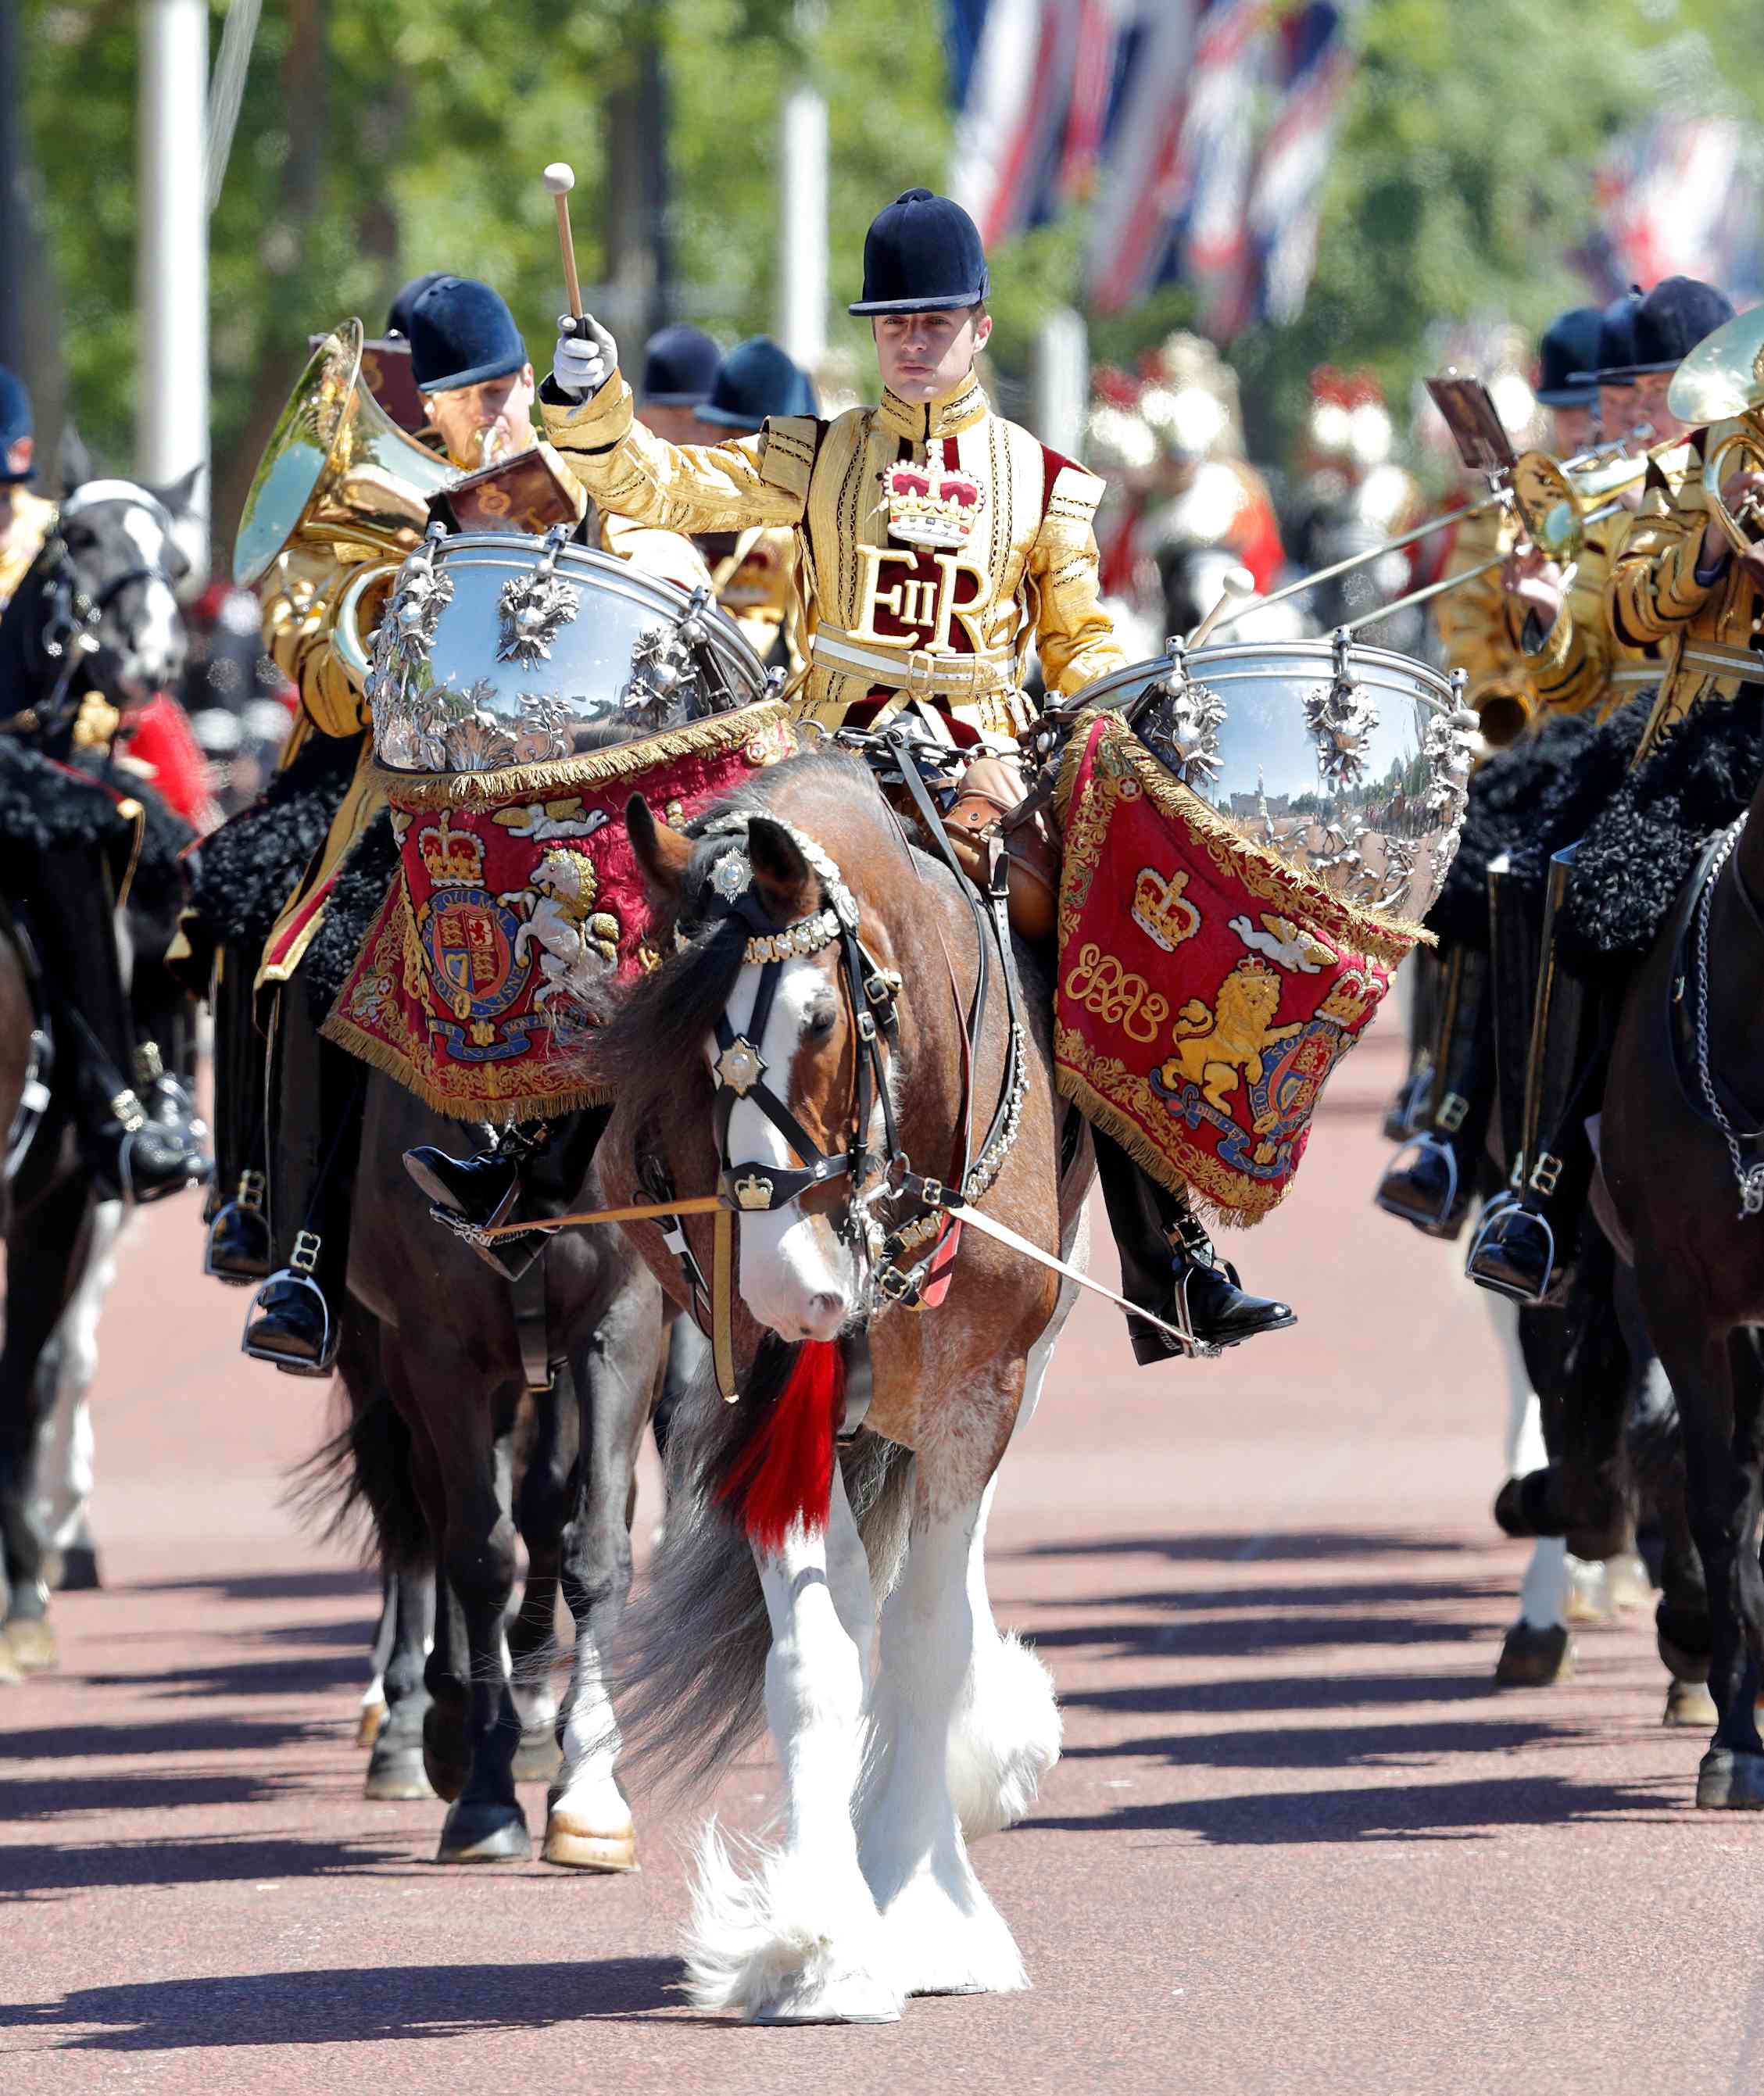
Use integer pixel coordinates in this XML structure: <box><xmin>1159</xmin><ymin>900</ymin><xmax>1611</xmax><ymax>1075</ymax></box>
<box><xmin>288</xmin><ymin>1326</ymin><xmax>431</xmax><ymax>1570</ymax></box>
<box><xmin>612</xmin><ymin>1340</ymin><xmax>914</xmax><ymax>1797</ymax></box>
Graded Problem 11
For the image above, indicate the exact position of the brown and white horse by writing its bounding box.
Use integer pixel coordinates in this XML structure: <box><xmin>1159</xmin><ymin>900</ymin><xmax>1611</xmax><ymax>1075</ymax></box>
<box><xmin>589</xmin><ymin>747</ymin><xmax>1090</xmax><ymax>2023</ymax></box>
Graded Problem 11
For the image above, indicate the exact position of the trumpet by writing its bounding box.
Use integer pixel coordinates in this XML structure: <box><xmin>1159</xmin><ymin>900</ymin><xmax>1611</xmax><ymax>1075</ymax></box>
<box><xmin>1668</xmin><ymin>303</ymin><xmax>1764</xmax><ymax>557</ymax></box>
<box><xmin>1206</xmin><ymin>424</ymin><xmax>1660</xmax><ymax>642</ymax></box>
<box><xmin>476</xmin><ymin>421</ymin><xmax>510</xmax><ymax>470</ymax></box>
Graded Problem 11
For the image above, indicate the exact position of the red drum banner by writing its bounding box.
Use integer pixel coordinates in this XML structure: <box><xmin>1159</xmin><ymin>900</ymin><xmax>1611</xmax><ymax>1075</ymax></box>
<box><xmin>1053</xmin><ymin>710</ymin><xmax>1426</xmax><ymax>1225</ymax></box>
<box><xmin>323</xmin><ymin>702</ymin><xmax>795</xmax><ymax>1121</ymax></box>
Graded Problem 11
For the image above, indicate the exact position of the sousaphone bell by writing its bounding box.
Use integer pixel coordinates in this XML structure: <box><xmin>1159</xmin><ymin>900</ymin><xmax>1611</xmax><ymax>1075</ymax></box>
<box><xmin>1667</xmin><ymin>303</ymin><xmax>1764</xmax><ymax>558</ymax></box>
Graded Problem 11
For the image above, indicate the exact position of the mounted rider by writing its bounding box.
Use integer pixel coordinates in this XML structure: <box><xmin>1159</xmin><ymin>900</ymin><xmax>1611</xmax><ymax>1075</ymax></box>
<box><xmin>1465</xmin><ymin>275</ymin><xmax>1737</xmax><ymax>1302</ymax></box>
<box><xmin>484</xmin><ymin>188</ymin><xmax>1295</xmax><ymax>1360</ymax></box>
<box><xmin>226</xmin><ymin>277</ymin><xmax>713</xmax><ymax>1372</ymax></box>
<box><xmin>0</xmin><ymin>363</ymin><xmax>208</xmax><ymax>1205</ymax></box>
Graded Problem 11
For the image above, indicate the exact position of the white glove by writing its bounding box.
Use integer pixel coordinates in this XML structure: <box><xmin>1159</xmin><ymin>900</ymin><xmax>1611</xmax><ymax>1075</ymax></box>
<box><xmin>553</xmin><ymin>314</ymin><xmax>618</xmax><ymax>402</ymax></box>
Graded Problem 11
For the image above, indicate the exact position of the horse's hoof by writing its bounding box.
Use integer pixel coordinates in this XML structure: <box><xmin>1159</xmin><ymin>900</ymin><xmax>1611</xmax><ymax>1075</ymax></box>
<box><xmin>1604</xmin><ymin>1550</ymin><xmax>1653</xmax><ymax>1613</ymax></box>
<box><xmin>1494</xmin><ymin>1622</ymin><xmax>1574</xmax><ymax>1688</ymax></box>
<box><xmin>752</xmin><ymin>1972</ymin><xmax>902</xmax><ymax>2025</ymax></box>
<box><xmin>4</xmin><ymin>1620</ymin><xmax>57</xmax><ymax>1674</ymax></box>
<box><xmin>52</xmin><ymin>1544</ymin><xmax>102</xmax><ymax>1593</ymax></box>
<box><xmin>1565</xmin><ymin>1560</ymin><xmax>1613</xmax><ymax>1626</ymax></box>
<box><xmin>542</xmin><ymin>1809</ymin><xmax>639</xmax><ymax>1872</ymax></box>
<box><xmin>1663</xmin><ymin>1678</ymin><xmax>1719</xmax><ymax>1729</ymax></box>
<box><xmin>513</xmin><ymin>1729</ymin><xmax>563</xmax><ymax>1785</ymax></box>
<box><xmin>0</xmin><ymin>1637</ymin><xmax>22</xmax><ymax>1686</ymax></box>
<box><xmin>356</xmin><ymin>1696</ymin><xmax>388</xmax><ymax>1750</ymax></box>
<box><xmin>364</xmin><ymin>1743</ymin><xmax>437</xmax><ymax>1802</ymax></box>
<box><xmin>435</xmin><ymin>1798</ymin><xmax>530</xmax><ymax>1864</ymax></box>
<box><xmin>1697</xmin><ymin>1748</ymin><xmax>1764</xmax><ymax>1808</ymax></box>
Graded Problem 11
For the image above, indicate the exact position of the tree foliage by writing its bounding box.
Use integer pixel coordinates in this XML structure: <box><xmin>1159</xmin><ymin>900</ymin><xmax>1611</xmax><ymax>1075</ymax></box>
<box><xmin>17</xmin><ymin>0</ymin><xmax>1764</xmax><ymax>549</ymax></box>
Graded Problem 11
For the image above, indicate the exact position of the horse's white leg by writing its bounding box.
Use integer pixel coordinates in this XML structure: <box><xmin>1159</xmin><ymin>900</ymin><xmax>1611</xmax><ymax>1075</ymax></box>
<box><xmin>683</xmin><ymin>1465</ymin><xmax>896</xmax><ymax>2024</ymax></box>
<box><xmin>543</xmin><ymin>1617</ymin><xmax>635</xmax><ymax>1871</ymax></box>
<box><xmin>34</xmin><ymin>1202</ymin><xmax>125</xmax><ymax>1559</ymax></box>
<box><xmin>861</xmin><ymin>1482</ymin><xmax>1027</xmax><ymax>1998</ymax></box>
<box><xmin>945</xmin><ymin>1233</ymin><xmax>1082</xmax><ymax>1842</ymax></box>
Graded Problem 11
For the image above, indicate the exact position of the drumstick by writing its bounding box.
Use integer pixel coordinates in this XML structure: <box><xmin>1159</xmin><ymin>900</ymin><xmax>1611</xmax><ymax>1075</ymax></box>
<box><xmin>1186</xmin><ymin>566</ymin><xmax>1256</xmax><ymax>649</ymax></box>
<box><xmin>543</xmin><ymin>162</ymin><xmax>585</xmax><ymax>322</ymax></box>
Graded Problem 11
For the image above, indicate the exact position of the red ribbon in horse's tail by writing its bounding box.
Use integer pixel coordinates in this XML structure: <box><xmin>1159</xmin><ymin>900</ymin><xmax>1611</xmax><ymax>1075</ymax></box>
<box><xmin>716</xmin><ymin>1338</ymin><xmax>847</xmax><ymax>1556</ymax></box>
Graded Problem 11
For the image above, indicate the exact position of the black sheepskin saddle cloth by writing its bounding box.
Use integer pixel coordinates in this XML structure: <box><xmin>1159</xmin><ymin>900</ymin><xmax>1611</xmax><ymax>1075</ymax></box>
<box><xmin>1559</xmin><ymin>696</ymin><xmax>1764</xmax><ymax>984</ymax></box>
<box><xmin>184</xmin><ymin>731</ymin><xmax>397</xmax><ymax>1022</ymax></box>
<box><xmin>0</xmin><ymin>735</ymin><xmax>193</xmax><ymax>915</ymax></box>
<box><xmin>1425</xmin><ymin>703</ymin><xmax>1651</xmax><ymax>951</ymax></box>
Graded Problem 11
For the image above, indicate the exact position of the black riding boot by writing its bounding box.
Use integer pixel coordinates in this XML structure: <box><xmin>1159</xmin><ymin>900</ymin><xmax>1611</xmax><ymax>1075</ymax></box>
<box><xmin>404</xmin><ymin>1105</ymin><xmax>614</xmax><ymax>1283</ymax></box>
<box><xmin>23</xmin><ymin>843</ymin><xmax>209</xmax><ymax>1204</ymax></box>
<box><xmin>1094</xmin><ymin>1131</ymin><xmax>1295</xmax><ymax>1362</ymax></box>
<box><xmin>1468</xmin><ymin>845</ymin><xmax>1601</xmax><ymax>1304</ymax></box>
<box><xmin>242</xmin><ymin>993</ymin><xmax>363</xmax><ymax>1375</ymax></box>
<box><xmin>203</xmin><ymin>941</ymin><xmax>271</xmax><ymax>1285</ymax></box>
<box><xmin>1374</xmin><ymin>942</ymin><xmax>1494</xmax><ymax>1239</ymax></box>
<box><xmin>1381</xmin><ymin>946</ymin><xmax>1441</xmax><ymax>1143</ymax></box>
<box><xmin>1474</xmin><ymin>850</ymin><xmax>1545</xmax><ymax>1227</ymax></box>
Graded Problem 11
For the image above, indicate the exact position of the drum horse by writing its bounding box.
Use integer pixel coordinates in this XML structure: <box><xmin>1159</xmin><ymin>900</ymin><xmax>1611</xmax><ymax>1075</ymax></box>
<box><xmin>537</xmin><ymin>622</ymin><xmax>1473</xmax><ymax>2022</ymax></box>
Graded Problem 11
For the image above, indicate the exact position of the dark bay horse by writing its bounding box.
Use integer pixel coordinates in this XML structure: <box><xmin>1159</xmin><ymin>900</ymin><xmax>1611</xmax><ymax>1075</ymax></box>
<box><xmin>587</xmin><ymin>748</ymin><xmax>1089</xmax><ymax>2023</ymax></box>
<box><xmin>1601</xmin><ymin>778</ymin><xmax>1764</xmax><ymax>1806</ymax></box>
<box><xmin>0</xmin><ymin>470</ymin><xmax>202</xmax><ymax>1677</ymax></box>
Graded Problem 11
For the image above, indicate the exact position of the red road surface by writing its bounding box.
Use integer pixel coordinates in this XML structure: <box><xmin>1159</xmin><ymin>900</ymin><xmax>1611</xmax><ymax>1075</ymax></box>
<box><xmin>2</xmin><ymin>1031</ymin><xmax>1757</xmax><ymax>2095</ymax></box>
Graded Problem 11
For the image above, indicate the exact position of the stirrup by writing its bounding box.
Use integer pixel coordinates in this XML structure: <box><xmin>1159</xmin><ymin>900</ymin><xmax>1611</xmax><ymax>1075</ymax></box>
<box><xmin>1465</xmin><ymin>1204</ymin><xmax>1560</xmax><ymax>1306</ymax></box>
<box><xmin>1372</xmin><ymin>1131</ymin><xmax>1462</xmax><ymax>1233</ymax></box>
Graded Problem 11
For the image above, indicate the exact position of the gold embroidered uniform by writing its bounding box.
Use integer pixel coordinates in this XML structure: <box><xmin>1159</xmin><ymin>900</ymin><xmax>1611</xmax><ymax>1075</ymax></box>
<box><xmin>1606</xmin><ymin>430</ymin><xmax>1757</xmax><ymax>762</ymax></box>
<box><xmin>542</xmin><ymin>367</ymin><xmax>1125</xmax><ymax>741</ymax></box>
<box><xmin>0</xmin><ymin>488</ymin><xmax>57</xmax><ymax>613</ymax></box>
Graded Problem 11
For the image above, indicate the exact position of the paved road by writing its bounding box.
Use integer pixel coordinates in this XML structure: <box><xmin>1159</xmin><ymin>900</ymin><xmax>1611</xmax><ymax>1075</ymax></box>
<box><xmin>3</xmin><ymin>1031</ymin><xmax>1759</xmax><ymax>2096</ymax></box>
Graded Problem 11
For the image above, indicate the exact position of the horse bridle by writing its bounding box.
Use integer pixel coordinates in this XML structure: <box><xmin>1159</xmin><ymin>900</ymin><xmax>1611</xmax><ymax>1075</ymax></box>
<box><xmin>12</xmin><ymin>485</ymin><xmax>180</xmax><ymax>739</ymax></box>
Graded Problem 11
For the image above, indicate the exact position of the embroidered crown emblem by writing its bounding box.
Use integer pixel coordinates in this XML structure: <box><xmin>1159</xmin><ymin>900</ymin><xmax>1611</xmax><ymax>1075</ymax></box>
<box><xmin>1317</xmin><ymin>968</ymin><xmax>1381</xmax><ymax>1031</ymax></box>
<box><xmin>418</xmin><ymin>812</ymin><xmax>487</xmax><ymax>888</ymax></box>
<box><xmin>1129</xmin><ymin>866</ymin><xmax>1201</xmax><ymax>953</ymax></box>
<box><xmin>886</xmin><ymin>438</ymin><xmax>984</xmax><ymax>548</ymax></box>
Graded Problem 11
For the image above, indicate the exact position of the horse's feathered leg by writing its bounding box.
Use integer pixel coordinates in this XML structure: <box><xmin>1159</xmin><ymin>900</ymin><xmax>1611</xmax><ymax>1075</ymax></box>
<box><xmin>543</xmin><ymin>1261</ymin><xmax>661</xmax><ymax>1872</ymax></box>
<box><xmin>858</xmin><ymin>1458</ymin><xmax>1028</xmax><ymax>2001</ymax></box>
<box><xmin>682</xmin><ymin>1464</ymin><xmax>896</xmax><ymax>2024</ymax></box>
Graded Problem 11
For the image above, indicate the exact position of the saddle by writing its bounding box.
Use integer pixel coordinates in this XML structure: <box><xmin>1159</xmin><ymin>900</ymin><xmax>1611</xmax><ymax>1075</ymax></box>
<box><xmin>936</xmin><ymin>756</ymin><xmax>1061</xmax><ymax>945</ymax></box>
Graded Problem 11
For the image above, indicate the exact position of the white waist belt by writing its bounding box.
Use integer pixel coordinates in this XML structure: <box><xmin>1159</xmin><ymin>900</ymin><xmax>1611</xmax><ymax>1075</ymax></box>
<box><xmin>810</xmin><ymin>627</ymin><xmax>1014</xmax><ymax>699</ymax></box>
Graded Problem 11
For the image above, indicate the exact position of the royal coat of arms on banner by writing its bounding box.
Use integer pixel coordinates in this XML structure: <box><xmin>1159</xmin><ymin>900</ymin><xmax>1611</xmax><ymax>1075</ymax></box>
<box><xmin>324</xmin><ymin>701</ymin><xmax>795</xmax><ymax>1121</ymax></box>
<box><xmin>1053</xmin><ymin>710</ymin><xmax>1426</xmax><ymax>1224</ymax></box>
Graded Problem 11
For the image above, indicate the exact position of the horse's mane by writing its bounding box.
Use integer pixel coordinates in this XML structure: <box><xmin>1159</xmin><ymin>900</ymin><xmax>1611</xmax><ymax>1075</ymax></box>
<box><xmin>588</xmin><ymin>746</ymin><xmax>884</xmax><ymax>1129</ymax></box>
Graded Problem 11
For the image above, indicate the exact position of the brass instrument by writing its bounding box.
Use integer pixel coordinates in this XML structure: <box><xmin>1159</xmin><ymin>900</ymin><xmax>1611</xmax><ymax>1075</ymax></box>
<box><xmin>1208</xmin><ymin>426</ymin><xmax>1658</xmax><ymax>641</ymax></box>
<box><xmin>1668</xmin><ymin>303</ymin><xmax>1764</xmax><ymax>558</ymax></box>
<box><xmin>476</xmin><ymin>421</ymin><xmax>510</xmax><ymax>470</ymax></box>
<box><xmin>233</xmin><ymin>318</ymin><xmax>462</xmax><ymax>588</ymax></box>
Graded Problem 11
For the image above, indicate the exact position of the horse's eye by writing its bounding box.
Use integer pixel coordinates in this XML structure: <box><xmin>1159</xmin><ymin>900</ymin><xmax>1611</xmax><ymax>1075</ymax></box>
<box><xmin>804</xmin><ymin>1002</ymin><xmax>837</xmax><ymax>1043</ymax></box>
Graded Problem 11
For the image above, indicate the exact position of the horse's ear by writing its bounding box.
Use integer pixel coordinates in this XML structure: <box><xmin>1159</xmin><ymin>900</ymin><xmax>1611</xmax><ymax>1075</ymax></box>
<box><xmin>746</xmin><ymin>815</ymin><xmax>816</xmax><ymax>922</ymax></box>
<box><xmin>153</xmin><ymin>461</ymin><xmax>205</xmax><ymax>518</ymax></box>
<box><xmin>58</xmin><ymin>423</ymin><xmax>95</xmax><ymax>495</ymax></box>
<box><xmin>626</xmin><ymin>793</ymin><xmax>690</xmax><ymax>901</ymax></box>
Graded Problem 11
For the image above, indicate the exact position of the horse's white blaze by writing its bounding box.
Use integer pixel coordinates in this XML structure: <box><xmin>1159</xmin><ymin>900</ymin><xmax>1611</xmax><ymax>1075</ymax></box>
<box><xmin>716</xmin><ymin>955</ymin><xmax>857</xmax><ymax>1342</ymax></box>
<box><xmin>684</xmin><ymin>1466</ymin><xmax>899</xmax><ymax>2022</ymax></box>
<box><xmin>118</xmin><ymin>507</ymin><xmax>182</xmax><ymax>689</ymax></box>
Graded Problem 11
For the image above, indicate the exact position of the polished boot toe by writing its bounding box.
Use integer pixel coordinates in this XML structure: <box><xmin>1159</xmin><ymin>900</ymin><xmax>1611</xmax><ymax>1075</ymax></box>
<box><xmin>242</xmin><ymin>1272</ymin><xmax>338</xmax><ymax>1375</ymax></box>
<box><xmin>1130</xmin><ymin>1261</ymin><xmax>1297</xmax><ymax>1365</ymax></box>
<box><xmin>205</xmin><ymin>1201</ymin><xmax>272</xmax><ymax>1286</ymax></box>
<box><xmin>1465</xmin><ymin>1203</ymin><xmax>1563</xmax><ymax>1305</ymax></box>
<box><xmin>403</xmin><ymin>1144</ymin><xmax>519</xmax><ymax>1229</ymax></box>
<box><xmin>1374</xmin><ymin>1136</ymin><xmax>1469</xmax><ymax>1238</ymax></box>
<box><xmin>96</xmin><ymin>1116</ymin><xmax>211</xmax><ymax>1205</ymax></box>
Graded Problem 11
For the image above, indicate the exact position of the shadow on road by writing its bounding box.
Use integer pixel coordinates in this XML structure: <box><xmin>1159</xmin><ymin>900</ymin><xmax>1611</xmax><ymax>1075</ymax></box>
<box><xmin>0</xmin><ymin>1767</ymin><xmax>291</xmax><ymax>1822</ymax></box>
<box><xmin>128</xmin><ymin>1570</ymin><xmax>379</xmax><ymax>1603</ymax></box>
<box><xmin>0</xmin><ymin>1716</ymin><xmax>328</xmax><ymax>1762</ymax></box>
<box><xmin>0</xmin><ymin>1958</ymin><xmax>682</xmax><ymax>2046</ymax></box>
<box><xmin>1063</xmin><ymin>1715</ymin><xmax>1582</xmax><ymax>1770</ymax></box>
<box><xmin>0</xmin><ymin>1830</ymin><xmax>409</xmax><ymax>1900</ymax></box>
<box><xmin>1033</xmin><ymin>1770</ymin><xmax>1683</xmax><ymax>1842</ymax></box>
<box><xmin>1014</xmin><ymin>1529</ymin><xmax>1466</xmax><ymax>1565</ymax></box>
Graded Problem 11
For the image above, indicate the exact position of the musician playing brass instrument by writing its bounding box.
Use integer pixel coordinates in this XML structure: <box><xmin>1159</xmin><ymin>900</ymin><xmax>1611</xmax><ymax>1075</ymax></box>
<box><xmin>225</xmin><ymin>276</ymin><xmax>712</xmax><ymax>1373</ymax></box>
